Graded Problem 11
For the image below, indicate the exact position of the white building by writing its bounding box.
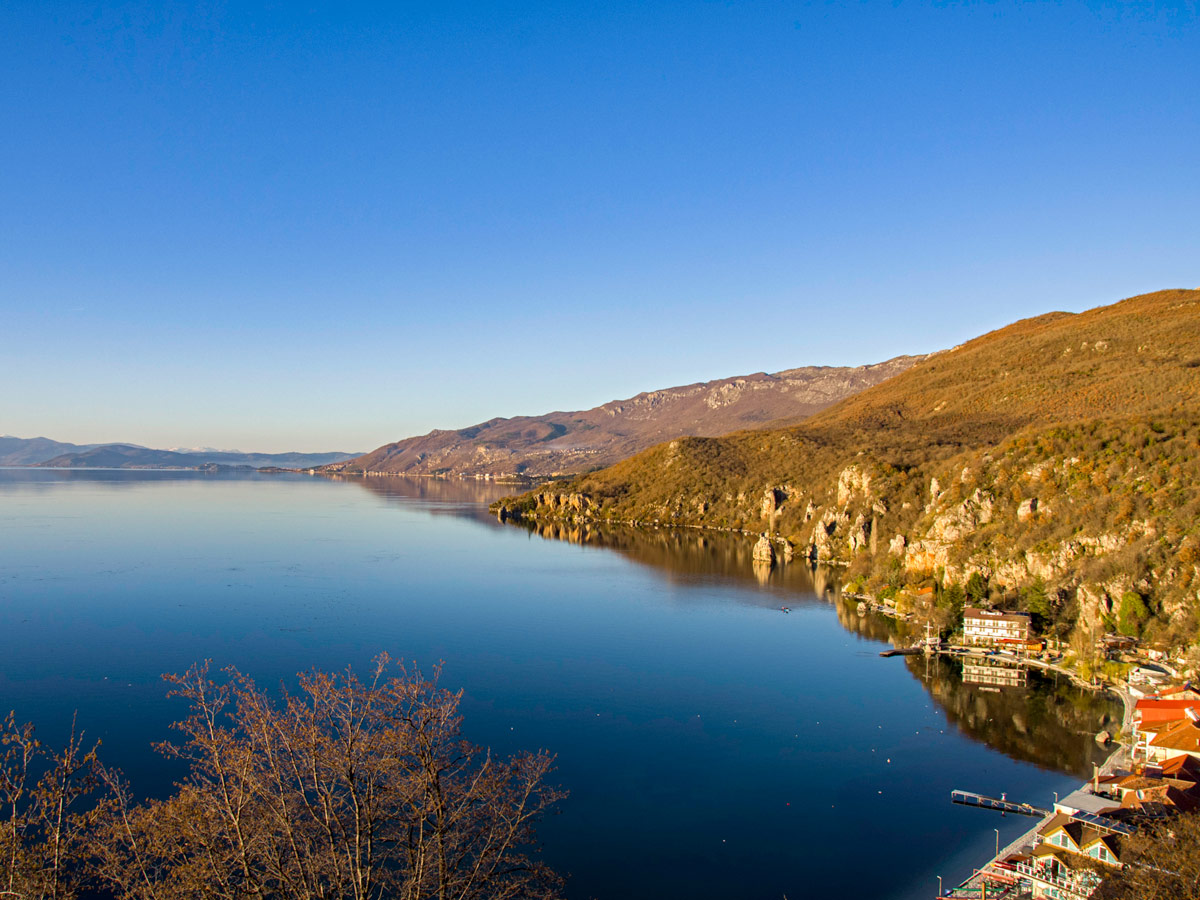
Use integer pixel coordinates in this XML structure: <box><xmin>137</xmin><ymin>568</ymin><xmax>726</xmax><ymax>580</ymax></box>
<box><xmin>963</xmin><ymin>607</ymin><xmax>1031</xmax><ymax>646</ymax></box>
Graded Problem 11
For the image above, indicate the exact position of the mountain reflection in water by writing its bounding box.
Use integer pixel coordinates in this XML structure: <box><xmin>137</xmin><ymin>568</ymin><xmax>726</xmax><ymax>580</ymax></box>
<box><xmin>331</xmin><ymin>473</ymin><xmax>518</xmax><ymax>517</ymax></box>
<box><xmin>519</xmin><ymin>516</ymin><xmax>1122</xmax><ymax>779</ymax></box>
<box><xmin>900</xmin><ymin>654</ymin><xmax>1119</xmax><ymax>779</ymax></box>
<box><xmin>510</xmin><ymin>518</ymin><xmax>838</xmax><ymax>603</ymax></box>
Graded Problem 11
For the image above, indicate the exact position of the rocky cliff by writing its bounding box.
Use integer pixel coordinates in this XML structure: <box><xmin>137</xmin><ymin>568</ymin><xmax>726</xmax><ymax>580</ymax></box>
<box><xmin>496</xmin><ymin>288</ymin><xmax>1200</xmax><ymax>653</ymax></box>
<box><xmin>320</xmin><ymin>356</ymin><xmax>920</xmax><ymax>478</ymax></box>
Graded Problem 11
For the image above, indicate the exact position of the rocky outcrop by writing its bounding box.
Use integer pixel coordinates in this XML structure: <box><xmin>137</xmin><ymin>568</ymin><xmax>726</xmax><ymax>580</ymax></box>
<box><xmin>847</xmin><ymin>514</ymin><xmax>872</xmax><ymax>553</ymax></box>
<box><xmin>837</xmin><ymin>465</ymin><xmax>872</xmax><ymax>507</ymax></box>
<box><xmin>761</xmin><ymin>487</ymin><xmax>787</xmax><ymax>519</ymax></box>
<box><xmin>1017</xmin><ymin>497</ymin><xmax>1052</xmax><ymax>522</ymax></box>
<box><xmin>534</xmin><ymin>492</ymin><xmax>591</xmax><ymax>514</ymax></box>
<box><xmin>928</xmin><ymin>489</ymin><xmax>995</xmax><ymax>543</ymax></box>
<box><xmin>809</xmin><ymin>511</ymin><xmax>836</xmax><ymax>561</ymax></box>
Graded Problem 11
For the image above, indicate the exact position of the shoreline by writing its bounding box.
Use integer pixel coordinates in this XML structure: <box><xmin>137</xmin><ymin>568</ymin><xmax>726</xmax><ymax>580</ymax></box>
<box><xmin>942</xmin><ymin>684</ymin><xmax>1136</xmax><ymax>899</ymax></box>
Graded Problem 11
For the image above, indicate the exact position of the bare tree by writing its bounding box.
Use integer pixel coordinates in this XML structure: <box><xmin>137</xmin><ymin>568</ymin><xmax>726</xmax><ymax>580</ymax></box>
<box><xmin>94</xmin><ymin>656</ymin><xmax>565</xmax><ymax>900</ymax></box>
<box><xmin>0</xmin><ymin>712</ymin><xmax>102</xmax><ymax>900</ymax></box>
<box><xmin>1091</xmin><ymin>812</ymin><xmax>1200</xmax><ymax>900</ymax></box>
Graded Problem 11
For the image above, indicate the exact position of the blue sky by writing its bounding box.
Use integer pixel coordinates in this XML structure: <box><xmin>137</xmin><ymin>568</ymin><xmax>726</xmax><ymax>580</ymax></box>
<box><xmin>2</xmin><ymin>1</ymin><xmax>1197</xmax><ymax>452</ymax></box>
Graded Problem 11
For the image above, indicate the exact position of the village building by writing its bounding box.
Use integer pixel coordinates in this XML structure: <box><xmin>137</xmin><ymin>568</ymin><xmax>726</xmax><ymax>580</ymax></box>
<box><xmin>1095</xmin><ymin>755</ymin><xmax>1200</xmax><ymax>815</ymax></box>
<box><xmin>1052</xmin><ymin>788</ymin><xmax>1120</xmax><ymax>818</ymax></box>
<box><xmin>1134</xmin><ymin>697</ymin><xmax>1200</xmax><ymax>729</ymax></box>
<box><xmin>962</xmin><ymin>607</ymin><xmax>1032</xmax><ymax>646</ymax></box>
<box><xmin>1156</xmin><ymin>683</ymin><xmax>1200</xmax><ymax>701</ymax></box>
<box><xmin>1009</xmin><ymin>812</ymin><xmax>1124</xmax><ymax>900</ymax></box>
<box><xmin>1143</xmin><ymin>713</ymin><xmax>1200</xmax><ymax>763</ymax></box>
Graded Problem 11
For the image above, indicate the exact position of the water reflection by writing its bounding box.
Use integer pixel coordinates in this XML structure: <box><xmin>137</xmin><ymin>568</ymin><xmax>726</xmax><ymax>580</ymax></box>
<box><xmin>519</xmin><ymin>518</ymin><xmax>1122</xmax><ymax>778</ymax></box>
<box><xmin>907</xmin><ymin>653</ymin><xmax>1118</xmax><ymax>778</ymax></box>
<box><xmin>1</xmin><ymin>470</ymin><xmax>1121</xmax><ymax>900</ymax></box>
<box><xmin>508</xmin><ymin>518</ymin><xmax>838</xmax><ymax>605</ymax></box>
<box><xmin>332</xmin><ymin>474</ymin><xmax>520</xmax><ymax>523</ymax></box>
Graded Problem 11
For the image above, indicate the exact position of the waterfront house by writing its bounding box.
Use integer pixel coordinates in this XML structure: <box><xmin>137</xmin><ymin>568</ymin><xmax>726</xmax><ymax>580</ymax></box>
<box><xmin>1095</xmin><ymin>768</ymin><xmax>1200</xmax><ymax>814</ymax></box>
<box><xmin>1134</xmin><ymin>697</ymin><xmax>1199</xmax><ymax>729</ymax></box>
<box><xmin>1038</xmin><ymin>816</ymin><xmax>1122</xmax><ymax>865</ymax></box>
<box><xmin>1053</xmin><ymin>788</ymin><xmax>1121</xmax><ymax>818</ymax></box>
<box><xmin>1155</xmin><ymin>683</ymin><xmax>1200</xmax><ymax>701</ymax></box>
<box><xmin>962</xmin><ymin>607</ymin><xmax>1032</xmax><ymax>646</ymax></box>
<box><xmin>1011</xmin><ymin>811</ymin><xmax>1123</xmax><ymax>900</ymax></box>
<box><xmin>1144</xmin><ymin>712</ymin><xmax>1200</xmax><ymax>763</ymax></box>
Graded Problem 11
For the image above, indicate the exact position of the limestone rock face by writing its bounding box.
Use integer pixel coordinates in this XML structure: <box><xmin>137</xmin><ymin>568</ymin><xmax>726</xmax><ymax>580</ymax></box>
<box><xmin>889</xmin><ymin>534</ymin><xmax>906</xmax><ymax>556</ymax></box>
<box><xmin>847</xmin><ymin>514</ymin><xmax>872</xmax><ymax>553</ymax></box>
<box><xmin>837</xmin><ymin>465</ymin><xmax>872</xmax><ymax>507</ymax></box>
<box><xmin>761</xmin><ymin>487</ymin><xmax>786</xmax><ymax>519</ymax></box>
<box><xmin>810</xmin><ymin>509</ymin><xmax>851</xmax><ymax>562</ymax></box>
<box><xmin>1076</xmin><ymin>584</ymin><xmax>1108</xmax><ymax>628</ymax></box>
<box><xmin>926</xmin><ymin>477</ymin><xmax>943</xmax><ymax>512</ymax></box>
<box><xmin>752</xmin><ymin>534</ymin><xmax>776</xmax><ymax>564</ymax></box>
<box><xmin>929</xmin><ymin>489</ymin><xmax>995</xmax><ymax>543</ymax></box>
<box><xmin>1017</xmin><ymin>497</ymin><xmax>1052</xmax><ymax>523</ymax></box>
<box><xmin>904</xmin><ymin>539</ymin><xmax>951</xmax><ymax>573</ymax></box>
<box><xmin>536</xmin><ymin>491</ymin><xmax>590</xmax><ymax>513</ymax></box>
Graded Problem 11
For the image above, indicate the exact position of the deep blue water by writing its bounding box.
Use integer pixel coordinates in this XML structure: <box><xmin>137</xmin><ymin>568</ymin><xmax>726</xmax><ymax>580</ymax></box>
<box><xmin>0</xmin><ymin>470</ymin><xmax>1119</xmax><ymax>899</ymax></box>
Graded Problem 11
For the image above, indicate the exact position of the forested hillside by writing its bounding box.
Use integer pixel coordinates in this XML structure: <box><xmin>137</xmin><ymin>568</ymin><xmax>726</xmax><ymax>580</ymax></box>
<box><xmin>496</xmin><ymin>289</ymin><xmax>1200</xmax><ymax>652</ymax></box>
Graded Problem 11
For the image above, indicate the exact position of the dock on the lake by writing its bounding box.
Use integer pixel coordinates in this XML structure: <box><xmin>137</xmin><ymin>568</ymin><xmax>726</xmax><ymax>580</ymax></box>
<box><xmin>950</xmin><ymin>790</ymin><xmax>1051</xmax><ymax>818</ymax></box>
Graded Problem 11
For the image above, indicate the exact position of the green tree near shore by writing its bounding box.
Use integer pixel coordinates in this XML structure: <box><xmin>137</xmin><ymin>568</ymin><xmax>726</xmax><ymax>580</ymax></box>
<box><xmin>1117</xmin><ymin>591</ymin><xmax>1150</xmax><ymax>637</ymax></box>
<box><xmin>965</xmin><ymin>573</ymin><xmax>988</xmax><ymax>606</ymax></box>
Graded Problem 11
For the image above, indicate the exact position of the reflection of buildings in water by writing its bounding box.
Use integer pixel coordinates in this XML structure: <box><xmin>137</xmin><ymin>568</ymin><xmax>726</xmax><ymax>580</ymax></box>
<box><xmin>962</xmin><ymin>660</ymin><xmax>1029</xmax><ymax>690</ymax></box>
<box><xmin>908</xmin><ymin>655</ymin><xmax>1121</xmax><ymax>779</ymax></box>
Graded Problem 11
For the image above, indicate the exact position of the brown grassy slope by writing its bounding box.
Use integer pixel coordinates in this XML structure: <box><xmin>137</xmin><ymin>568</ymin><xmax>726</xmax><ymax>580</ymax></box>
<box><xmin>500</xmin><ymin>289</ymin><xmax>1200</xmax><ymax>647</ymax></box>
<box><xmin>812</xmin><ymin>288</ymin><xmax>1200</xmax><ymax>432</ymax></box>
<box><xmin>547</xmin><ymin>288</ymin><xmax>1200</xmax><ymax>515</ymax></box>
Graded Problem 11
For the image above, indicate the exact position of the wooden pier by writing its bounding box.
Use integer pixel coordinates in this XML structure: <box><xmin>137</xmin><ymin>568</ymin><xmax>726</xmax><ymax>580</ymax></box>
<box><xmin>950</xmin><ymin>790</ymin><xmax>1051</xmax><ymax>818</ymax></box>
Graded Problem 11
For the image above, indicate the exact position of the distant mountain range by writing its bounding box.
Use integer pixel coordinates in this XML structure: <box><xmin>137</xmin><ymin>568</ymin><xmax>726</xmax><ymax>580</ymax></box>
<box><xmin>0</xmin><ymin>436</ymin><xmax>359</xmax><ymax>470</ymax></box>
<box><xmin>0</xmin><ymin>436</ymin><xmax>105</xmax><ymax>466</ymax></box>
<box><xmin>319</xmin><ymin>356</ymin><xmax>923</xmax><ymax>479</ymax></box>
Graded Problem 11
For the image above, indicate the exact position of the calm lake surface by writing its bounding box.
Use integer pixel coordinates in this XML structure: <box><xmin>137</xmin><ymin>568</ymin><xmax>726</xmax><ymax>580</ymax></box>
<box><xmin>0</xmin><ymin>470</ymin><xmax>1120</xmax><ymax>899</ymax></box>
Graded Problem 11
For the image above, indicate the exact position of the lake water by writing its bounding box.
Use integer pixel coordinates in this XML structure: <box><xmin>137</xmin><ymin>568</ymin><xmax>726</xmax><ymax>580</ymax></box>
<box><xmin>0</xmin><ymin>470</ymin><xmax>1120</xmax><ymax>899</ymax></box>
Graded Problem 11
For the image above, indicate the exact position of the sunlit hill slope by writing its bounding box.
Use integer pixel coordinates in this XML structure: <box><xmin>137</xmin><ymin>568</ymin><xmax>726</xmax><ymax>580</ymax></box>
<box><xmin>499</xmin><ymin>289</ymin><xmax>1200</xmax><ymax>651</ymax></box>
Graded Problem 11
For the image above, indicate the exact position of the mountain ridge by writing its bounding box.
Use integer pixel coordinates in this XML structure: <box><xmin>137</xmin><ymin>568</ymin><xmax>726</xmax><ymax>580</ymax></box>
<box><xmin>0</xmin><ymin>436</ymin><xmax>360</xmax><ymax>470</ymax></box>
<box><xmin>497</xmin><ymin>288</ymin><xmax>1200</xmax><ymax>653</ymax></box>
<box><xmin>320</xmin><ymin>355</ymin><xmax>924</xmax><ymax>479</ymax></box>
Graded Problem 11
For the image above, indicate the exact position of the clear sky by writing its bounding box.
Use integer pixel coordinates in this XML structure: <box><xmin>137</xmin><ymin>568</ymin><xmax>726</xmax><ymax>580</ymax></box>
<box><xmin>2</xmin><ymin>1</ymin><xmax>1197</xmax><ymax>452</ymax></box>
